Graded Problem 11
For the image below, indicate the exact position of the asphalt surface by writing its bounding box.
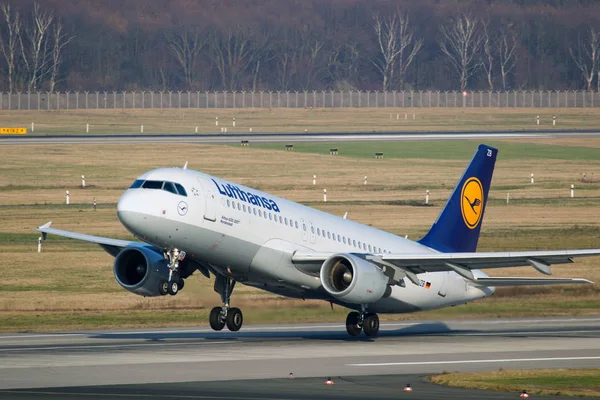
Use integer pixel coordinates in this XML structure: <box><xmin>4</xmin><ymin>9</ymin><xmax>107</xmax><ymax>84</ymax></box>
<box><xmin>0</xmin><ymin>374</ymin><xmax>587</xmax><ymax>400</ymax></box>
<box><xmin>2</xmin><ymin>129</ymin><xmax>600</xmax><ymax>144</ymax></box>
<box><xmin>1</xmin><ymin>317</ymin><xmax>600</xmax><ymax>399</ymax></box>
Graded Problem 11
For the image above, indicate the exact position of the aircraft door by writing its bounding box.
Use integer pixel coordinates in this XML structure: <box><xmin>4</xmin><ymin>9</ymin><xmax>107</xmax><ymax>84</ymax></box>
<box><xmin>301</xmin><ymin>218</ymin><xmax>308</xmax><ymax>242</ymax></box>
<box><xmin>309</xmin><ymin>221</ymin><xmax>316</xmax><ymax>244</ymax></box>
<box><xmin>198</xmin><ymin>178</ymin><xmax>217</xmax><ymax>222</ymax></box>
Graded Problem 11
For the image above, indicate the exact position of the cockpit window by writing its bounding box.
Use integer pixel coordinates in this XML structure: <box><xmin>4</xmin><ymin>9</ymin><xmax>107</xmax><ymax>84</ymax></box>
<box><xmin>175</xmin><ymin>183</ymin><xmax>187</xmax><ymax>197</ymax></box>
<box><xmin>129</xmin><ymin>179</ymin><xmax>144</xmax><ymax>189</ymax></box>
<box><xmin>132</xmin><ymin>179</ymin><xmax>188</xmax><ymax>197</ymax></box>
<box><xmin>163</xmin><ymin>181</ymin><xmax>177</xmax><ymax>194</ymax></box>
<box><xmin>142</xmin><ymin>180</ymin><xmax>163</xmax><ymax>189</ymax></box>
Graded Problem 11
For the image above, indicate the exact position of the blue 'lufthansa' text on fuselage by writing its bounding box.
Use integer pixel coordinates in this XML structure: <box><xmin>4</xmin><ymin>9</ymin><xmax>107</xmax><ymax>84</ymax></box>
<box><xmin>212</xmin><ymin>179</ymin><xmax>281</xmax><ymax>212</ymax></box>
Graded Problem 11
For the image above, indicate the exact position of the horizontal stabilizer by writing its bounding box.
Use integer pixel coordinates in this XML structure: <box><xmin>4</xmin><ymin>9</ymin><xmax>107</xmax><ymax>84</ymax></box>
<box><xmin>470</xmin><ymin>277</ymin><xmax>593</xmax><ymax>287</ymax></box>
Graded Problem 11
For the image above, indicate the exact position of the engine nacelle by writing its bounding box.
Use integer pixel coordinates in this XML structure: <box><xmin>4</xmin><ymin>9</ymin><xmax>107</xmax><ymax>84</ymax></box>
<box><xmin>320</xmin><ymin>253</ymin><xmax>389</xmax><ymax>304</ymax></box>
<box><xmin>114</xmin><ymin>245</ymin><xmax>170</xmax><ymax>297</ymax></box>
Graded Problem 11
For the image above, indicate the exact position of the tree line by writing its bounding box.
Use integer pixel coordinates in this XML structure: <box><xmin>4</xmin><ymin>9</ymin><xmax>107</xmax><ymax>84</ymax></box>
<box><xmin>0</xmin><ymin>0</ymin><xmax>599</xmax><ymax>93</ymax></box>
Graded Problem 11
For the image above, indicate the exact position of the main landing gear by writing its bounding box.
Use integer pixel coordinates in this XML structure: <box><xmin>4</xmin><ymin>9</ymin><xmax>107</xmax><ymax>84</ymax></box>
<box><xmin>345</xmin><ymin>305</ymin><xmax>380</xmax><ymax>337</ymax></box>
<box><xmin>159</xmin><ymin>248</ymin><xmax>186</xmax><ymax>296</ymax></box>
<box><xmin>209</xmin><ymin>274</ymin><xmax>243</xmax><ymax>332</ymax></box>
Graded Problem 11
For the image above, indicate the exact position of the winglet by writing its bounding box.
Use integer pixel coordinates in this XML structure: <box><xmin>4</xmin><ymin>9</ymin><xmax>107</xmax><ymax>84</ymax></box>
<box><xmin>37</xmin><ymin>221</ymin><xmax>52</xmax><ymax>240</ymax></box>
<box><xmin>183</xmin><ymin>161</ymin><xmax>188</xmax><ymax>170</ymax></box>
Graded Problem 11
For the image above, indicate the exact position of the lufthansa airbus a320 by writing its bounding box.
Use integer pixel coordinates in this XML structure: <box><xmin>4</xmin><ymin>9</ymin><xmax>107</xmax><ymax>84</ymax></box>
<box><xmin>38</xmin><ymin>145</ymin><xmax>600</xmax><ymax>337</ymax></box>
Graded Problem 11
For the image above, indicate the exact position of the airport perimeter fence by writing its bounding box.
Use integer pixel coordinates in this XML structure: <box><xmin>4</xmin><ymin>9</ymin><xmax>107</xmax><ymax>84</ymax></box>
<box><xmin>0</xmin><ymin>90</ymin><xmax>599</xmax><ymax>110</ymax></box>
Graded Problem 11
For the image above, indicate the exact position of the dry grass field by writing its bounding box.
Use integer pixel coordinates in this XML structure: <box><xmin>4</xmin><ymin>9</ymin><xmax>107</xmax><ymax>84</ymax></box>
<box><xmin>430</xmin><ymin>369</ymin><xmax>600</xmax><ymax>397</ymax></box>
<box><xmin>1</xmin><ymin>126</ymin><xmax>600</xmax><ymax>331</ymax></box>
<box><xmin>0</xmin><ymin>107</ymin><xmax>599</xmax><ymax>134</ymax></box>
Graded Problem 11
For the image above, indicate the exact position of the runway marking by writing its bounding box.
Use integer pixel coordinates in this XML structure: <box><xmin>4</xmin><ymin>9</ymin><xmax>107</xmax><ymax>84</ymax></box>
<box><xmin>0</xmin><ymin>333</ymin><xmax>85</xmax><ymax>340</ymax></box>
<box><xmin>0</xmin><ymin>340</ymin><xmax>234</xmax><ymax>353</ymax></box>
<box><xmin>449</xmin><ymin>329</ymin><xmax>600</xmax><ymax>336</ymax></box>
<box><xmin>348</xmin><ymin>355</ymin><xmax>600</xmax><ymax>367</ymax></box>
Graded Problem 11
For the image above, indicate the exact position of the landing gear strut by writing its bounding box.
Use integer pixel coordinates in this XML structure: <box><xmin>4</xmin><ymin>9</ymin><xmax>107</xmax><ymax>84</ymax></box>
<box><xmin>160</xmin><ymin>248</ymin><xmax>186</xmax><ymax>296</ymax></box>
<box><xmin>210</xmin><ymin>274</ymin><xmax>243</xmax><ymax>332</ymax></box>
<box><xmin>345</xmin><ymin>305</ymin><xmax>379</xmax><ymax>337</ymax></box>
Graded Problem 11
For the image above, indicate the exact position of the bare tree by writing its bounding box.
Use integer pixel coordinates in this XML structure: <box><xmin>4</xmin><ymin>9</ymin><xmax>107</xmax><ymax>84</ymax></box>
<box><xmin>373</xmin><ymin>11</ymin><xmax>422</xmax><ymax>91</ymax></box>
<box><xmin>439</xmin><ymin>14</ymin><xmax>482</xmax><ymax>92</ymax></box>
<box><xmin>210</xmin><ymin>26</ymin><xmax>254</xmax><ymax>91</ymax></box>
<box><xmin>20</xmin><ymin>2</ymin><xmax>53</xmax><ymax>91</ymax></box>
<box><xmin>481</xmin><ymin>21</ymin><xmax>494</xmax><ymax>90</ymax></box>
<box><xmin>48</xmin><ymin>19</ymin><xmax>73</xmax><ymax>92</ymax></box>
<box><xmin>165</xmin><ymin>27</ymin><xmax>205</xmax><ymax>90</ymax></box>
<box><xmin>569</xmin><ymin>27</ymin><xmax>600</xmax><ymax>91</ymax></box>
<box><xmin>498</xmin><ymin>28</ymin><xmax>517</xmax><ymax>90</ymax></box>
<box><xmin>0</xmin><ymin>4</ymin><xmax>22</xmax><ymax>92</ymax></box>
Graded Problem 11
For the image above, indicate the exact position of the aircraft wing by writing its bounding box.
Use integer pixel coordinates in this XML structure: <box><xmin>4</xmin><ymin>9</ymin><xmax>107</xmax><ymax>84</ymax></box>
<box><xmin>292</xmin><ymin>249</ymin><xmax>600</xmax><ymax>286</ymax></box>
<box><xmin>37</xmin><ymin>221</ymin><xmax>134</xmax><ymax>257</ymax></box>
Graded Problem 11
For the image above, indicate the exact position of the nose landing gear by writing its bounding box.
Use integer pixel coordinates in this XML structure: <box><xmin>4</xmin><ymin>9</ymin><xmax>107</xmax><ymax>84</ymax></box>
<box><xmin>210</xmin><ymin>274</ymin><xmax>243</xmax><ymax>332</ymax></box>
<box><xmin>345</xmin><ymin>305</ymin><xmax>380</xmax><ymax>337</ymax></box>
<box><xmin>159</xmin><ymin>248</ymin><xmax>186</xmax><ymax>296</ymax></box>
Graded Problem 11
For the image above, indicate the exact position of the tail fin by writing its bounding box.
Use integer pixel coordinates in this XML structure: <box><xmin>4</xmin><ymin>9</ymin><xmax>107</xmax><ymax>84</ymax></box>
<box><xmin>418</xmin><ymin>144</ymin><xmax>498</xmax><ymax>253</ymax></box>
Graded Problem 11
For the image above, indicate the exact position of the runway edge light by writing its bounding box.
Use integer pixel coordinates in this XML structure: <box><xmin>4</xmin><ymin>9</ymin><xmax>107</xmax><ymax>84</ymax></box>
<box><xmin>325</xmin><ymin>377</ymin><xmax>334</xmax><ymax>385</ymax></box>
<box><xmin>288</xmin><ymin>373</ymin><xmax>294</xmax><ymax>380</ymax></box>
<box><xmin>403</xmin><ymin>383</ymin><xmax>413</xmax><ymax>392</ymax></box>
<box><xmin>520</xmin><ymin>389</ymin><xmax>529</xmax><ymax>398</ymax></box>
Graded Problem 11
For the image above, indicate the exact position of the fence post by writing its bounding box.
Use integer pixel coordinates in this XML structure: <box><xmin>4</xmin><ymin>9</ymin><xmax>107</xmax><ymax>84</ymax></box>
<box><xmin>384</xmin><ymin>91</ymin><xmax>387</xmax><ymax>107</ymax></box>
<box><xmin>95</xmin><ymin>91</ymin><xmax>99</xmax><ymax>109</ymax></box>
<box><xmin>123</xmin><ymin>91</ymin><xmax>127</xmax><ymax>108</ymax></box>
<box><xmin>277</xmin><ymin>91</ymin><xmax>280</xmax><ymax>107</ymax></box>
<box><xmin>392</xmin><ymin>90</ymin><xmax>396</xmax><ymax>107</ymax></box>
<box><xmin>295</xmin><ymin>91</ymin><xmax>299</xmax><ymax>108</ymax></box>
<box><xmin>261</xmin><ymin>91</ymin><xmax>264</xmax><ymax>108</ymax></box>
<box><xmin>574</xmin><ymin>90</ymin><xmax>577</xmax><ymax>107</ymax></box>
<box><xmin>358</xmin><ymin>90</ymin><xmax>361</xmax><ymax>107</ymax></box>
<box><xmin>375</xmin><ymin>90</ymin><xmax>379</xmax><ymax>107</ymax></box>
<box><xmin>46</xmin><ymin>91</ymin><xmax>50</xmax><ymax>110</ymax></box>
<box><xmin>141</xmin><ymin>91</ymin><xmax>145</xmax><ymax>108</ymax></box>
<box><xmin>178</xmin><ymin>91</ymin><xmax>182</xmax><ymax>108</ymax></box>
<box><xmin>232</xmin><ymin>91</ymin><xmax>236</xmax><ymax>108</ymax></box>
<box><xmin>269</xmin><ymin>91</ymin><xmax>273</xmax><ymax>108</ymax></box>
<box><xmin>340</xmin><ymin>90</ymin><xmax>343</xmax><ymax>108</ymax></box>
<box><xmin>410</xmin><ymin>90</ymin><xmax>414</xmax><ymax>107</ymax></box>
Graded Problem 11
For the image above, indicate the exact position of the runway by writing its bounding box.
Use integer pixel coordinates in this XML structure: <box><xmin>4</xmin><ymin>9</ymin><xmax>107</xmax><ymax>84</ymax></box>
<box><xmin>1</xmin><ymin>317</ymin><xmax>600</xmax><ymax>399</ymax></box>
<box><xmin>1</xmin><ymin>129</ymin><xmax>600</xmax><ymax>145</ymax></box>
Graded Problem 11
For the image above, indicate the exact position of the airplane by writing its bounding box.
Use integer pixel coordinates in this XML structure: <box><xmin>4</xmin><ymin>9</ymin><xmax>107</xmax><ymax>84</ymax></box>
<box><xmin>37</xmin><ymin>144</ymin><xmax>600</xmax><ymax>337</ymax></box>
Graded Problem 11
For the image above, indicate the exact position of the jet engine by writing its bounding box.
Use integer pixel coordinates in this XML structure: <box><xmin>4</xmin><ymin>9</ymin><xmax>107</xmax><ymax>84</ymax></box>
<box><xmin>113</xmin><ymin>245</ymin><xmax>170</xmax><ymax>296</ymax></box>
<box><xmin>319</xmin><ymin>254</ymin><xmax>389</xmax><ymax>304</ymax></box>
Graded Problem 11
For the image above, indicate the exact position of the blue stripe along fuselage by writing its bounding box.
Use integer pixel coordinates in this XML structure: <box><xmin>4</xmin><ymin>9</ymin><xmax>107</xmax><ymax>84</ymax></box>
<box><xmin>212</xmin><ymin>179</ymin><xmax>281</xmax><ymax>212</ymax></box>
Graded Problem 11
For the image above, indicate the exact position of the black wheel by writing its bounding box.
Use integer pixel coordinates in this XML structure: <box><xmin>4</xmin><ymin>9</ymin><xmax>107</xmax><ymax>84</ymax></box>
<box><xmin>178</xmin><ymin>278</ymin><xmax>185</xmax><ymax>291</ymax></box>
<box><xmin>363</xmin><ymin>313</ymin><xmax>380</xmax><ymax>337</ymax></box>
<box><xmin>226</xmin><ymin>307</ymin><xmax>243</xmax><ymax>331</ymax></box>
<box><xmin>158</xmin><ymin>280</ymin><xmax>168</xmax><ymax>296</ymax></box>
<box><xmin>167</xmin><ymin>280</ymin><xmax>179</xmax><ymax>296</ymax></box>
<box><xmin>209</xmin><ymin>307</ymin><xmax>225</xmax><ymax>331</ymax></box>
<box><xmin>346</xmin><ymin>312</ymin><xmax>362</xmax><ymax>336</ymax></box>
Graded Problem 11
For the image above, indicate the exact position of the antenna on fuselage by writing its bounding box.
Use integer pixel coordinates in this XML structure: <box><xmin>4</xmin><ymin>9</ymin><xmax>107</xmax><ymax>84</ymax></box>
<box><xmin>183</xmin><ymin>161</ymin><xmax>188</xmax><ymax>170</ymax></box>
<box><xmin>343</xmin><ymin>212</ymin><xmax>348</xmax><ymax>219</ymax></box>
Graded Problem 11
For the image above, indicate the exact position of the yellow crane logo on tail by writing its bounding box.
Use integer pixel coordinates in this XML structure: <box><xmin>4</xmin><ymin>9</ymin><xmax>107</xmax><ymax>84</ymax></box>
<box><xmin>461</xmin><ymin>177</ymin><xmax>484</xmax><ymax>229</ymax></box>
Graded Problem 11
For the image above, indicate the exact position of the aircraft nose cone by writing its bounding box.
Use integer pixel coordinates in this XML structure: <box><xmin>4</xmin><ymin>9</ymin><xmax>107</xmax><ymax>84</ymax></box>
<box><xmin>117</xmin><ymin>191</ymin><xmax>140</xmax><ymax>233</ymax></box>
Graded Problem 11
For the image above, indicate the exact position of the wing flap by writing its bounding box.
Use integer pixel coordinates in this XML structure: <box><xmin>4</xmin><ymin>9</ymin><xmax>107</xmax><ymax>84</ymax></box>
<box><xmin>470</xmin><ymin>277</ymin><xmax>593</xmax><ymax>287</ymax></box>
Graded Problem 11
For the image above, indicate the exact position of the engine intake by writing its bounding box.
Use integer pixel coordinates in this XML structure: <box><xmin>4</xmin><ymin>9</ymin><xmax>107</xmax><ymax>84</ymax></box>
<box><xmin>320</xmin><ymin>254</ymin><xmax>389</xmax><ymax>304</ymax></box>
<box><xmin>114</xmin><ymin>246</ymin><xmax>170</xmax><ymax>297</ymax></box>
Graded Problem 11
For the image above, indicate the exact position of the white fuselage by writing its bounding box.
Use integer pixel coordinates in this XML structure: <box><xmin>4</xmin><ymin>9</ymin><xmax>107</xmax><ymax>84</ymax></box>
<box><xmin>116</xmin><ymin>168</ymin><xmax>493</xmax><ymax>313</ymax></box>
